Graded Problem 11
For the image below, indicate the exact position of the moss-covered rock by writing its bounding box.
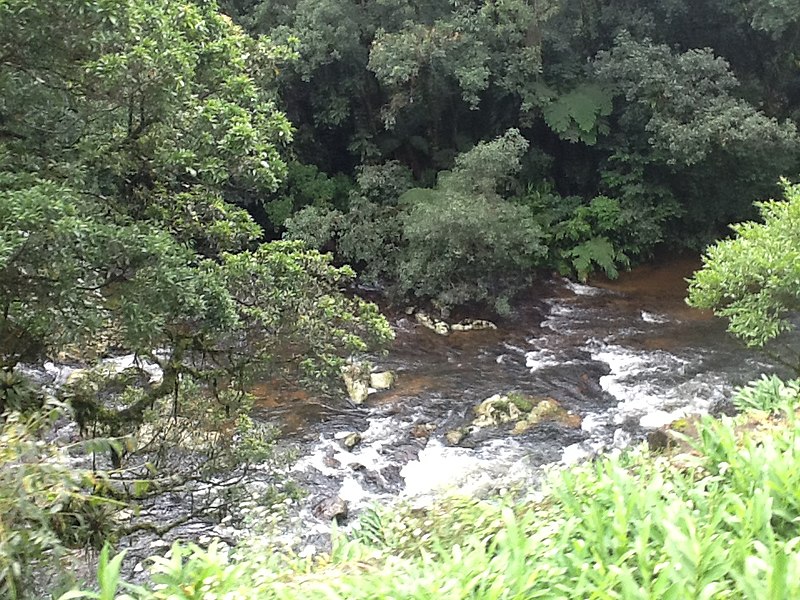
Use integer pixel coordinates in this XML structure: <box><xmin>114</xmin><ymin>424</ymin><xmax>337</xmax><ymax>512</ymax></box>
<box><xmin>471</xmin><ymin>393</ymin><xmax>579</xmax><ymax>434</ymax></box>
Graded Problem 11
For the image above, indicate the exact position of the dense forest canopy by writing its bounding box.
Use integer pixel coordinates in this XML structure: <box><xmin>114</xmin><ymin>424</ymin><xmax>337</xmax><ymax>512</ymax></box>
<box><xmin>3</xmin><ymin>0</ymin><xmax>800</xmax><ymax>596</ymax></box>
<box><xmin>213</xmin><ymin>0</ymin><xmax>800</xmax><ymax>311</ymax></box>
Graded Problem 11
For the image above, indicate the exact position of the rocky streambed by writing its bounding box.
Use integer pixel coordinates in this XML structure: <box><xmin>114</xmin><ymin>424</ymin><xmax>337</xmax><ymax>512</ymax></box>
<box><xmin>45</xmin><ymin>258</ymin><xmax>779</xmax><ymax>577</ymax></box>
<box><xmin>214</xmin><ymin>257</ymin><xmax>777</xmax><ymax>557</ymax></box>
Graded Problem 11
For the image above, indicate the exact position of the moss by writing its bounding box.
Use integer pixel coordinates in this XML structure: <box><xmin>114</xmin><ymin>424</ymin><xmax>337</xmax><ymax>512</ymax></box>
<box><xmin>506</xmin><ymin>392</ymin><xmax>534</xmax><ymax>413</ymax></box>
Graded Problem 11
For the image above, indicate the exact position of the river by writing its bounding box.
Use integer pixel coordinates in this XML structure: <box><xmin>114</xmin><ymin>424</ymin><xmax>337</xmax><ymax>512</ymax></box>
<box><xmin>225</xmin><ymin>257</ymin><xmax>777</xmax><ymax>554</ymax></box>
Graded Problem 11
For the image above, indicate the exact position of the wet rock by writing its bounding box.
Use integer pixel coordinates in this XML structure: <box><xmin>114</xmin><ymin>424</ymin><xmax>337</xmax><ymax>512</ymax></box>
<box><xmin>529</xmin><ymin>398</ymin><xmax>564</xmax><ymax>420</ymax></box>
<box><xmin>513</xmin><ymin>398</ymin><xmax>573</xmax><ymax>434</ymax></box>
<box><xmin>341</xmin><ymin>432</ymin><xmax>362</xmax><ymax>451</ymax></box>
<box><xmin>511</xmin><ymin>420</ymin><xmax>530</xmax><ymax>435</ymax></box>
<box><xmin>450</xmin><ymin>319</ymin><xmax>497</xmax><ymax>332</ymax></box>
<box><xmin>323</xmin><ymin>450</ymin><xmax>341</xmax><ymax>469</ymax></box>
<box><xmin>313</xmin><ymin>496</ymin><xmax>349</xmax><ymax>524</ymax></box>
<box><xmin>369</xmin><ymin>371</ymin><xmax>395</xmax><ymax>390</ymax></box>
<box><xmin>646</xmin><ymin>428</ymin><xmax>673</xmax><ymax>452</ymax></box>
<box><xmin>646</xmin><ymin>417</ymin><xmax>699</xmax><ymax>453</ymax></box>
<box><xmin>473</xmin><ymin>394</ymin><xmax>524</xmax><ymax>428</ymax></box>
<box><xmin>445</xmin><ymin>428</ymin><xmax>468</xmax><ymax>446</ymax></box>
<box><xmin>709</xmin><ymin>397</ymin><xmax>738</xmax><ymax>418</ymax></box>
<box><xmin>341</xmin><ymin>362</ymin><xmax>370</xmax><ymax>404</ymax></box>
<box><xmin>411</xmin><ymin>423</ymin><xmax>435</xmax><ymax>439</ymax></box>
<box><xmin>360</xmin><ymin>469</ymin><xmax>386</xmax><ymax>491</ymax></box>
<box><xmin>380</xmin><ymin>465</ymin><xmax>404</xmax><ymax>491</ymax></box>
<box><xmin>470</xmin><ymin>393</ymin><xmax>575</xmax><ymax>434</ymax></box>
<box><xmin>415</xmin><ymin>311</ymin><xmax>450</xmax><ymax>335</ymax></box>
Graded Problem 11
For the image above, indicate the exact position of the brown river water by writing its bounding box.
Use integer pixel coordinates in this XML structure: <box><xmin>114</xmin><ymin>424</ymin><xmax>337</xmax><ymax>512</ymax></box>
<box><xmin>104</xmin><ymin>256</ymin><xmax>782</xmax><ymax>570</ymax></box>
<box><xmin>239</xmin><ymin>258</ymin><xmax>778</xmax><ymax>545</ymax></box>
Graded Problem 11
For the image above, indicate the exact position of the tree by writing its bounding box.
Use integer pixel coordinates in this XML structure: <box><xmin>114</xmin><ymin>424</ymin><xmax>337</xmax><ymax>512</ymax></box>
<box><xmin>687</xmin><ymin>180</ymin><xmax>800</xmax><ymax>372</ymax></box>
<box><xmin>0</xmin><ymin>0</ymin><xmax>392</xmax><ymax>467</ymax></box>
<box><xmin>224</xmin><ymin>0</ymin><xmax>559</xmax><ymax>173</ymax></box>
<box><xmin>593</xmin><ymin>33</ymin><xmax>799</xmax><ymax>243</ymax></box>
<box><xmin>286</xmin><ymin>130</ymin><xmax>548</xmax><ymax>314</ymax></box>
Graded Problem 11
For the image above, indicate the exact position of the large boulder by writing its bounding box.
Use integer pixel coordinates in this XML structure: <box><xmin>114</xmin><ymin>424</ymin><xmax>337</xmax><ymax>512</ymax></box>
<box><xmin>415</xmin><ymin>311</ymin><xmax>450</xmax><ymax>335</ymax></box>
<box><xmin>341</xmin><ymin>362</ymin><xmax>370</xmax><ymax>404</ymax></box>
<box><xmin>450</xmin><ymin>319</ymin><xmax>497</xmax><ymax>332</ymax></box>
<box><xmin>370</xmin><ymin>371</ymin><xmax>395</xmax><ymax>390</ymax></box>
<box><xmin>471</xmin><ymin>393</ymin><xmax>579</xmax><ymax>434</ymax></box>
<box><xmin>414</xmin><ymin>312</ymin><xmax>498</xmax><ymax>335</ymax></box>
<box><xmin>473</xmin><ymin>394</ymin><xmax>523</xmax><ymax>428</ymax></box>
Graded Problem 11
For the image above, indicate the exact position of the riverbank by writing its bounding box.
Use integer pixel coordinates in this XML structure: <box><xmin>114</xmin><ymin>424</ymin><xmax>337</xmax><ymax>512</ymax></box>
<box><xmin>28</xmin><ymin>262</ymin><xmax>781</xmax><ymax>589</ymax></box>
<box><xmin>78</xmin><ymin>376</ymin><xmax>800</xmax><ymax>598</ymax></box>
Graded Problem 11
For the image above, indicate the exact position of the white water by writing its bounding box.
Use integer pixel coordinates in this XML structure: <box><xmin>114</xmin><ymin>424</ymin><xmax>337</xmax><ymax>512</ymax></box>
<box><xmin>97</xmin><ymin>275</ymin><xmax>770</xmax><ymax>560</ymax></box>
<box><xmin>275</xmin><ymin>277</ymin><xmax>770</xmax><ymax>552</ymax></box>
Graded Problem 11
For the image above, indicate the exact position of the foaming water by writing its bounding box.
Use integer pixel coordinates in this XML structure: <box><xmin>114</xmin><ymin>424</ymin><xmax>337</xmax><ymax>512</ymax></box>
<box><xmin>400</xmin><ymin>438</ymin><xmax>534</xmax><ymax>505</ymax></box>
<box><xmin>245</xmin><ymin>258</ymin><xmax>778</xmax><ymax>550</ymax></box>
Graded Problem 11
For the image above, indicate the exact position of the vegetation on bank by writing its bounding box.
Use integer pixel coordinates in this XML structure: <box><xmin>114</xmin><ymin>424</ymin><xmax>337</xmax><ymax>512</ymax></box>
<box><xmin>4</xmin><ymin>0</ymin><xmax>800</xmax><ymax>597</ymax></box>
<box><xmin>65</xmin><ymin>375</ymin><xmax>800</xmax><ymax>599</ymax></box>
<box><xmin>228</xmin><ymin>0</ymin><xmax>800</xmax><ymax>309</ymax></box>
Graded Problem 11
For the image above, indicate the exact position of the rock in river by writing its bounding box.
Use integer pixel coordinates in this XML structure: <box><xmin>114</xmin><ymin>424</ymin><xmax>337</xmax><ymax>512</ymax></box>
<box><xmin>313</xmin><ymin>496</ymin><xmax>349</xmax><ymax>524</ymax></box>
<box><xmin>341</xmin><ymin>362</ymin><xmax>370</xmax><ymax>404</ymax></box>
<box><xmin>370</xmin><ymin>371</ymin><xmax>396</xmax><ymax>390</ymax></box>
<box><xmin>341</xmin><ymin>432</ymin><xmax>362</xmax><ymax>451</ymax></box>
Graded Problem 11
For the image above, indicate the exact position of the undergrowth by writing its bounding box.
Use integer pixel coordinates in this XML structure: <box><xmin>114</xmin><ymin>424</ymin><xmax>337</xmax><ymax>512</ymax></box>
<box><xmin>67</xmin><ymin>377</ymin><xmax>800</xmax><ymax>599</ymax></box>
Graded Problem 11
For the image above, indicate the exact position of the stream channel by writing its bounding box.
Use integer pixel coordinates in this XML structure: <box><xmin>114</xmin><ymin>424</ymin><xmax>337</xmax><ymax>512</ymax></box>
<box><xmin>103</xmin><ymin>257</ymin><xmax>780</xmax><ymax>574</ymax></box>
<box><xmin>216</xmin><ymin>257</ymin><xmax>777</xmax><ymax>556</ymax></box>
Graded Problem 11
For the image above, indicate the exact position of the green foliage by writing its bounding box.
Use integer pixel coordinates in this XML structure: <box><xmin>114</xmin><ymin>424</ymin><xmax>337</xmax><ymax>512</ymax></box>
<box><xmin>219</xmin><ymin>240</ymin><xmax>394</xmax><ymax>386</ymax></box>
<box><xmin>0</xmin><ymin>404</ymin><xmax>110</xmax><ymax>599</ymax></box>
<box><xmin>687</xmin><ymin>181</ymin><xmax>800</xmax><ymax>355</ymax></box>
<box><xmin>1</xmin><ymin>2</ymin><xmax>394</xmax><ymax>577</ymax></box>
<box><xmin>0</xmin><ymin>370</ymin><xmax>41</xmax><ymax>414</ymax></box>
<box><xmin>282</xmin><ymin>205</ymin><xmax>342</xmax><ymax>251</ymax></box>
<box><xmin>748</xmin><ymin>0</ymin><xmax>800</xmax><ymax>37</ymax></box>
<box><xmin>265</xmin><ymin>162</ymin><xmax>352</xmax><ymax>231</ymax></box>
<box><xmin>224</xmin><ymin>0</ymin><xmax>800</xmax><ymax>261</ymax></box>
<box><xmin>393</xmin><ymin>131</ymin><xmax>546</xmax><ymax>312</ymax></box>
<box><xmin>520</xmin><ymin>189</ymin><xmax>666</xmax><ymax>281</ymax></box>
<box><xmin>58</xmin><ymin>545</ymin><xmax>133</xmax><ymax>600</ymax></box>
<box><xmin>541</xmin><ymin>83</ymin><xmax>613</xmax><ymax>144</ymax></box>
<box><xmin>733</xmin><ymin>375</ymin><xmax>800</xmax><ymax>413</ymax></box>
<box><xmin>595</xmin><ymin>34</ymin><xmax>797</xmax><ymax>167</ymax></box>
<box><xmin>593</xmin><ymin>32</ymin><xmax>799</xmax><ymax>238</ymax></box>
<box><xmin>398</xmin><ymin>189</ymin><xmax>546</xmax><ymax>314</ymax></box>
<box><xmin>438</xmin><ymin>129</ymin><xmax>530</xmax><ymax>198</ymax></box>
<box><xmin>287</xmin><ymin>131</ymin><xmax>547</xmax><ymax>313</ymax></box>
<box><xmin>353</xmin><ymin>161</ymin><xmax>414</xmax><ymax>205</ymax></box>
<box><xmin>0</xmin><ymin>0</ymin><xmax>296</xmax><ymax>196</ymax></box>
<box><xmin>0</xmin><ymin>0</ymin><xmax>393</xmax><ymax>428</ymax></box>
<box><xmin>228</xmin><ymin>0</ymin><xmax>556</xmax><ymax>169</ymax></box>
<box><xmin>0</xmin><ymin>173</ymin><xmax>215</xmax><ymax>366</ymax></box>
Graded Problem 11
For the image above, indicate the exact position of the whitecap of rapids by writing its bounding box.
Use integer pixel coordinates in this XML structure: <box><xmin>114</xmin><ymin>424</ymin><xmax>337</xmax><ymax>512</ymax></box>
<box><xmin>561</xmin><ymin>279</ymin><xmax>605</xmax><ymax>296</ymax></box>
<box><xmin>399</xmin><ymin>438</ymin><xmax>533</xmax><ymax>507</ymax></box>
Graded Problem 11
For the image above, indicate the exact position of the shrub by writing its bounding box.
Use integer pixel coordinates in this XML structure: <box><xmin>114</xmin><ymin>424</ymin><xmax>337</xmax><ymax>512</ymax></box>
<box><xmin>398</xmin><ymin>191</ymin><xmax>546</xmax><ymax>314</ymax></box>
<box><xmin>286</xmin><ymin>130</ymin><xmax>549</xmax><ymax>314</ymax></box>
<box><xmin>519</xmin><ymin>185</ymin><xmax>670</xmax><ymax>281</ymax></box>
<box><xmin>1</xmin><ymin>403</ymin><xmax>110</xmax><ymax>598</ymax></box>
